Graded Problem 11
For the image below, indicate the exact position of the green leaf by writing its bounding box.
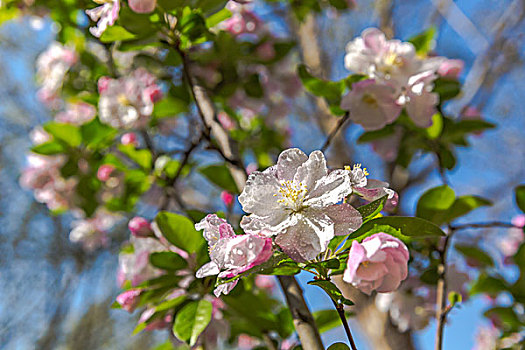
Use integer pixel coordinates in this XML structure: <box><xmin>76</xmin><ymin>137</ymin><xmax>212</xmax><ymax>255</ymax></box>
<box><xmin>44</xmin><ymin>122</ymin><xmax>82</xmax><ymax>147</ymax></box>
<box><xmin>244</xmin><ymin>74</ymin><xmax>264</xmax><ymax>98</ymax></box>
<box><xmin>173</xmin><ymin>300</ymin><xmax>213</xmax><ymax>346</ymax></box>
<box><xmin>357</xmin><ymin>125</ymin><xmax>396</xmax><ymax>143</ymax></box>
<box><xmin>118</xmin><ymin>144</ymin><xmax>152</xmax><ymax>170</ymax></box>
<box><xmin>515</xmin><ymin>185</ymin><xmax>525</xmax><ymax>213</ymax></box>
<box><xmin>455</xmin><ymin>244</ymin><xmax>494</xmax><ymax>267</ymax></box>
<box><xmin>346</xmin><ymin>216</ymin><xmax>446</xmax><ymax>244</ymax></box>
<box><xmin>155</xmin><ymin>295</ymin><xmax>186</xmax><ymax>313</ymax></box>
<box><xmin>149</xmin><ymin>252</ymin><xmax>188</xmax><ymax>271</ymax></box>
<box><xmin>327</xmin><ymin>343</ymin><xmax>351</xmax><ymax>350</ymax></box>
<box><xmin>81</xmin><ymin>118</ymin><xmax>117</xmax><ymax>149</ymax></box>
<box><xmin>313</xmin><ymin>309</ymin><xmax>342</xmax><ymax>333</ymax></box>
<box><xmin>100</xmin><ymin>25</ymin><xmax>137</xmax><ymax>43</ymax></box>
<box><xmin>416</xmin><ymin>185</ymin><xmax>455</xmax><ymax>225</ymax></box>
<box><xmin>433</xmin><ymin>78</ymin><xmax>460</xmax><ymax>101</ymax></box>
<box><xmin>357</xmin><ymin>196</ymin><xmax>387</xmax><ymax>223</ymax></box>
<box><xmin>199</xmin><ymin>164</ymin><xmax>239</xmax><ymax>193</ymax></box>
<box><xmin>31</xmin><ymin>141</ymin><xmax>66</xmax><ymax>155</ymax></box>
<box><xmin>305</xmin><ymin>258</ymin><xmax>340</xmax><ymax>270</ymax></box>
<box><xmin>448</xmin><ymin>291</ymin><xmax>462</xmax><ymax>306</ymax></box>
<box><xmin>425</xmin><ymin>113</ymin><xmax>443</xmax><ymax>139</ymax></box>
<box><xmin>205</xmin><ymin>7</ymin><xmax>231</xmax><ymax>27</ymax></box>
<box><xmin>155</xmin><ymin>212</ymin><xmax>206</xmax><ymax>253</ymax></box>
<box><xmin>408</xmin><ymin>27</ymin><xmax>436</xmax><ymax>55</ymax></box>
<box><xmin>470</xmin><ymin>274</ymin><xmax>508</xmax><ymax>296</ymax></box>
<box><xmin>307</xmin><ymin>280</ymin><xmax>353</xmax><ymax>305</ymax></box>
<box><xmin>297</xmin><ymin>64</ymin><xmax>344</xmax><ymax>103</ymax></box>
<box><xmin>153</xmin><ymin>96</ymin><xmax>188</xmax><ymax>118</ymax></box>
<box><xmin>445</xmin><ymin>195</ymin><xmax>492</xmax><ymax>222</ymax></box>
<box><xmin>328</xmin><ymin>0</ymin><xmax>349</xmax><ymax>10</ymax></box>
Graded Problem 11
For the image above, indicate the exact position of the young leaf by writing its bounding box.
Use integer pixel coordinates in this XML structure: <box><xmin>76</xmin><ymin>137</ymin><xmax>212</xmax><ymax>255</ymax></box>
<box><xmin>199</xmin><ymin>164</ymin><xmax>239</xmax><ymax>193</ymax></box>
<box><xmin>313</xmin><ymin>309</ymin><xmax>342</xmax><ymax>333</ymax></box>
<box><xmin>445</xmin><ymin>195</ymin><xmax>492</xmax><ymax>222</ymax></box>
<box><xmin>31</xmin><ymin>141</ymin><xmax>66</xmax><ymax>155</ymax></box>
<box><xmin>416</xmin><ymin>185</ymin><xmax>455</xmax><ymax>224</ymax></box>
<box><xmin>173</xmin><ymin>299</ymin><xmax>213</xmax><ymax>346</ymax></box>
<box><xmin>448</xmin><ymin>291</ymin><xmax>462</xmax><ymax>307</ymax></box>
<box><xmin>118</xmin><ymin>144</ymin><xmax>153</xmax><ymax>170</ymax></box>
<box><xmin>44</xmin><ymin>122</ymin><xmax>82</xmax><ymax>147</ymax></box>
<box><xmin>100</xmin><ymin>25</ymin><xmax>137</xmax><ymax>43</ymax></box>
<box><xmin>357</xmin><ymin>195</ymin><xmax>387</xmax><ymax>223</ymax></box>
<box><xmin>307</xmin><ymin>280</ymin><xmax>353</xmax><ymax>305</ymax></box>
<box><xmin>515</xmin><ymin>185</ymin><xmax>525</xmax><ymax>213</ymax></box>
<box><xmin>346</xmin><ymin>216</ymin><xmax>446</xmax><ymax>245</ymax></box>
<box><xmin>155</xmin><ymin>211</ymin><xmax>206</xmax><ymax>253</ymax></box>
<box><xmin>149</xmin><ymin>251</ymin><xmax>188</xmax><ymax>271</ymax></box>
<box><xmin>297</xmin><ymin>64</ymin><xmax>344</xmax><ymax>103</ymax></box>
<box><xmin>408</xmin><ymin>27</ymin><xmax>436</xmax><ymax>55</ymax></box>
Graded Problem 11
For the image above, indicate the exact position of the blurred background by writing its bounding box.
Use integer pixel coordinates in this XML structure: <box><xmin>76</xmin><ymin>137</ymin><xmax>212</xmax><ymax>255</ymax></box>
<box><xmin>1</xmin><ymin>0</ymin><xmax>524</xmax><ymax>349</ymax></box>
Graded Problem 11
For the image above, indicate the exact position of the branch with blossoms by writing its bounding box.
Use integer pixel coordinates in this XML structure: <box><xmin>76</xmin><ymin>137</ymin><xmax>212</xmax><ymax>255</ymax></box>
<box><xmin>8</xmin><ymin>0</ymin><xmax>525</xmax><ymax>349</ymax></box>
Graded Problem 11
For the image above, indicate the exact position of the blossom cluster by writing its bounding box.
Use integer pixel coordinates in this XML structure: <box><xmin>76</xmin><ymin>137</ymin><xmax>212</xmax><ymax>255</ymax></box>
<box><xmin>195</xmin><ymin>148</ymin><xmax>408</xmax><ymax>297</ymax></box>
<box><xmin>341</xmin><ymin>28</ymin><xmax>462</xmax><ymax>130</ymax></box>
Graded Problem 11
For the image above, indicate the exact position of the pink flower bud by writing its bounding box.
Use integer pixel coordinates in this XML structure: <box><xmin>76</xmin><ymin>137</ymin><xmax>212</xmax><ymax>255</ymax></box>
<box><xmin>221</xmin><ymin>191</ymin><xmax>234</xmax><ymax>207</ymax></box>
<box><xmin>144</xmin><ymin>84</ymin><xmax>163</xmax><ymax>103</ymax></box>
<box><xmin>97</xmin><ymin>76</ymin><xmax>112</xmax><ymax>93</ymax></box>
<box><xmin>256</xmin><ymin>41</ymin><xmax>276</xmax><ymax>60</ymax></box>
<box><xmin>116</xmin><ymin>289</ymin><xmax>141</xmax><ymax>312</ymax></box>
<box><xmin>121</xmin><ymin>132</ymin><xmax>138</xmax><ymax>146</ymax></box>
<box><xmin>218</xmin><ymin>112</ymin><xmax>235</xmax><ymax>131</ymax></box>
<box><xmin>255</xmin><ymin>275</ymin><xmax>275</xmax><ymax>291</ymax></box>
<box><xmin>438</xmin><ymin>59</ymin><xmax>464</xmax><ymax>79</ymax></box>
<box><xmin>128</xmin><ymin>217</ymin><xmax>153</xmax><ymax>237</ymax></box>
<box><xmin>343</xmin><ymin>233</ymin><xmax>409</xmax><ymax>294</ymax></box>
<box><xmin>512</xmin><ymin>214</ymin><xmax>525</xmax><ymax>228</ymax></box>
<box><xmin>97</xmin><ymin>164</ymin><xmax>115</xmax><ymax>182</ymax></box>
<box><xmin>129</xmin><ymin>0</ymin><xmax>157</xmax><ymax>13</ymax></box>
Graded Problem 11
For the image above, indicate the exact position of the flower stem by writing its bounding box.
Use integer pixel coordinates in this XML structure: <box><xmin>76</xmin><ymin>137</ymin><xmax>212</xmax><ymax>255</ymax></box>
<box><xmin>330</xmin><ymin>298</ymin><xmax>358</xmax><ymax>350</ymax></box>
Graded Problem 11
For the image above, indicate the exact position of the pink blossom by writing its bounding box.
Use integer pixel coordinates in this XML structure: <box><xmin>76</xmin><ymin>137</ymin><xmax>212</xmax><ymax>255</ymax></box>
<box><xmin>437</xmin><ymin>59</ymin><xmax>464</xmax><ymax>79</ymax></box>
<box><xmin>98</xmin><ymin>68</ymin><xmax>161</xmax><ymax>129</ymax></box>
<box><xmin>118</xmin><ymin>236</ymin><xmax>166</xmax><ymax>286</ymax></box>
<box><xmin>255</xmin><ymin>275</ymin><xmax>276</xmax><ymax>291</ymax></box>
<box><xmin>402</xmin><ymin>71</ymin><xmax>439</xmax><ymax>128</ymax></box>
<box><xmin>129</xmin><ymin>0</ymin><xmax>156</xmax><ymax>13</ymax></box>
<box><xmin>97</xmin><ymin>164</ymin><xmax>115</xmax><ymax>182</ymax></box>
<box><xmin>195</xmin><ymin>214</ymin><xmax>273</xmax><ymax>296</ymax></box>
<box><xmin>341</xmin><ymin>79</ymin><xmax>401</xmax><ymax>131</ymax></box>
<box><xmin>97</xmin><ymin>76</ymin><xmax>112</xmax><ymax>93</ymax></box>
<box><xmin>86</xmin><ymin>0</ymin><xmax>120</xmax><ymax>38</ymax></box>
<box><xmin>139</xmin><ymin>308</ymin><xmax>172</xmax><ymax>331</ymax></box>
<box><xmin>238</xmin><ymin>334</ymin><xmax>259</xmax><ymax>349</ymax></box>
<box><xmin>121</xmin><ymin>132</ymin><xmax>138</xmax><ymax>146</ymax></box>
<box><xmin>55</xmin><ymin>102</ymin><xmax>96</xmax><ymax>125</ymax></box>
<box><xmin>256</xmin><ymin>41</ymin><xmax>276</xmax><ymax>60</ymax></box>
<box><xmin>246</xmin><ymin>163</ymin><xmax>258</xmax><ymax>175</ymax></box>
<box><xmin>116</xmin><ymin>289</ymin><xmax>141</xmax><ymax>312</ymax></box>
<box><xmin>498</xmin><ymin>215</ymin><xmax>525</xmax><ymax>263</ymax></box>
<box><xmin>128</xmin><ymin>216</ymin><xmax>153</xmax><ymax>237</ymax></box>
<box><xmin>217</xmin><ymin>112</ymin><xmax>236</xmax><ymax>131</ymax></box>
<box><xmin>343</xmin><ymin>233</ymin><xmax>409</xmax><ymax>294</ymax></box>
<box><xmin>69</xmin><ymin>211</ymin><xmax>118</xmax><ymax>251</ymax></box>
<box><xmin>512</xmin><ymin>214</ymin><xmax>525</xmax><ymax>228</ymax></box>
<box><xmin>221</xmin><ymin>191</ymin><xmax>235</xmax><ymax>207</ymax></box>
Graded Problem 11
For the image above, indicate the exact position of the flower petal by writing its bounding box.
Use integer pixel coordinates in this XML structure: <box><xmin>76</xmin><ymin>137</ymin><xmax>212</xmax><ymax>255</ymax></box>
<box><xmin>238</xmin><ymin>168</ymin><xmax>282</xmax><ymax>217</ymax></box>
<box><xmin>276</xmin><ymin>148</ymin><xmax>308</xmax><ymax>181</ymax></box>
<box><xmin>304</xmin><ymin>169</ymin><xmax>352</xmax><ymax>207</ymax></box>
<box><xmin>323</xmin><ymin>203</ymin><xmax>363</xmax><ymax>235</ymax></box>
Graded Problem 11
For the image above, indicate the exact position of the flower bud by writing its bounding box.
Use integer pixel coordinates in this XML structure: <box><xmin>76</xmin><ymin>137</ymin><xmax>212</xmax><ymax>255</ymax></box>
<box><xmin>128</xmin><ymin>216</ymin><xmax>153</xmax><ymax>237</ymax></box>
<box><xmin>116</xmin><ymin>289</ymin><xmax>141</xmax><ymax>312</ymax></box>
<box><xmin>97</xmin><ymin>76</ymin><xmax>111</xmax><ymax>93</ymax></box>
<box><xmin>221</xmin><ymin>191</ymin><xmax>234</xmax><ymax>207</ymax></box>
<box><xmin>97</xmin><ymin>164</ymin><xmax>115</xmax><ymax>182</ymax></box>
<box><xmin>343</xmin><ymin>233</ymin><xmax>409</xmax><ymax>294</ymax></box>
<box><xmin>121</xmin><ymin>132</ymin><xmax>138</xmax><ymax>146</ymax></box>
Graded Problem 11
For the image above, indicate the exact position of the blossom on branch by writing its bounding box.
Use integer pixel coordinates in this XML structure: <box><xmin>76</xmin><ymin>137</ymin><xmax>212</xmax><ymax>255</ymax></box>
<box><xmin>239</xmin><ymin>148</ymin><xmax>362</xmax><ymax>262</ymax></box>
<box><xmin>343</xmin><ymin>232</ymin><xmax>409</xmax><ymax>294</ymax></box>
<box><xmin>195</xmin><ymin>214</ymin><xmax>273</xmax><ymax>297</ymax></box>
<box><xmin>86</xmin><ymin>0</ymin><xmax>120</xmax><ymax>38</ymax></box>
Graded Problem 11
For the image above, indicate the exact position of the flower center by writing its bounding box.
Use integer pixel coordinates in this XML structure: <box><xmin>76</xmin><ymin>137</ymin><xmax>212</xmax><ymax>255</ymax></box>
<box><xmin>361</xmin><ymin>93</ymin><xmax>378</xmax><ymax>107</ymax></box>
<box><xmin>274</xmin><ymin>180</ymin><xmax>308</xmax><ymax>212</ymax></box>
<box><xmin>118</xmin><ymin>94</ymin><xmax>131</xmax><ymax>106</ymax></box>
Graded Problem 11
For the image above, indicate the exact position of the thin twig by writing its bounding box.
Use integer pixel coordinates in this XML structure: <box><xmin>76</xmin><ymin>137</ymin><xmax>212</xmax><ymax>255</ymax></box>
<box><xmin>321</xmin><ymin>112</ymin><xmax>350</xmax><ymax>152</ymax></box>
<box><xmin>330</xmin><ymin>298</ymin><xmax>358</xmax><ymax>350</ymax></box>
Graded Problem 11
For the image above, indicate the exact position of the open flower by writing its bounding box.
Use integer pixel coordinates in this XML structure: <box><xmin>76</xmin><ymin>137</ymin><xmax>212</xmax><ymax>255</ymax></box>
<box><xmin>86</xmin><ymin>0</ymin><xmax>120</xmax><ymax>38</ymax></box>
<box><xmin>195</xmin><ymin>215</ymin><xmax>273</xmax><ymax>296</ymax></box>
<box><xmin>343</xmin><ymin>233</ymin><xmax>409</xmax><ymax>294</ymax></box>
<box><xmin>341</xmin><ymin>79</ymin><xmax>401</xmax><ymax>131</ymax></box>
<box><xmin>98</xmin><ymin>68</ymin><xmax>162</xmax><ymax>129</ymax></box>
<box><xmin>239</xmin><ymin>148</ymin><xmax>362</xmax><ymax>262</ymax></box>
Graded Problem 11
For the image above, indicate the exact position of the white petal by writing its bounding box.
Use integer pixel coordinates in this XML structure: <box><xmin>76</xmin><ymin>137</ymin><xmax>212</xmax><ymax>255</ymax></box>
<box><xmin>196</xmin><ymin>261</ymin><xmax>220</xmax><ymax>278</ymax></box>
<box><xmin>293</xmin><ymin>151</ymin><xmax>328</xmax><ymax>190</ymax></box>
<box><xmin>276</xmin><ymin>148</ymin><xmax>308</xmax><ymax>181</ymax></box>
<box><xmin>238</xmin><ymin>168</ymin><xmax>281</xmax><ymax>217</ymax></box>
<box><xmin>304</xmin><ymin>169</ymin><xmax>352</xmax><ymax>207</ymax></box>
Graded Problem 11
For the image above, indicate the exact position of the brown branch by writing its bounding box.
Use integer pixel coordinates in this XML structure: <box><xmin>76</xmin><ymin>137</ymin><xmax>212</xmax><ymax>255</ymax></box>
<box><xmin>278</xmin><ymin>276</ymin><xmax>324</xmax><ymax>350</ymax></box>
<box><xmin>330</xmin><ymin>298</ymin><xmax>358</xmax><ymax>350</ymax></box>
<box><xmin>321</xmin><ymin>112</ymin><xmax>350</xmax><ymax>152</ymax></box>
<box><xmin>449</xmin><ymin>221</ymin><xmax>515</xmax><ymax>230</ymax></box>
<box><xmin>434</xmin><ymin>230</ymin><xmax>452</xmax><ymax>350</ymax></box>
